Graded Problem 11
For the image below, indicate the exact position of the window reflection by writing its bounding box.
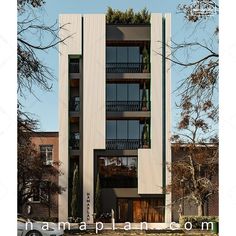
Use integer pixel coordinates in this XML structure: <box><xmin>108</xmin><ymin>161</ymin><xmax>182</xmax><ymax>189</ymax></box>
<box><xmin>98</xmin><ymin>156</ymin><xmax>137</xmax><ymax>188</ymax></box>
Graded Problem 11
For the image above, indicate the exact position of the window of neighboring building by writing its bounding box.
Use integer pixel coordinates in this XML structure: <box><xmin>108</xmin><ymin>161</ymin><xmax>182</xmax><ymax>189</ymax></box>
<box><xmin>98</xmin><ymin>156</ymin><xmax>137</xmax><ymax>188</ymax></box>
<box><xmin>40</xmin><ymin>145</ymin><xmax>53</xmax><ymax>166</ymax></box>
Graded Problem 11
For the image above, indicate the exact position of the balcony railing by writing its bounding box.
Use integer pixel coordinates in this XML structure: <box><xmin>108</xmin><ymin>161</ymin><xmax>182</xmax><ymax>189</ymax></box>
<box><xmin>69</xmin><ymin>62</ymin><xmax>80</xmax><ymax>73</ymax></box>
<box><xmin>106</xmin><ymin>139</ymin><xmax>150</xmax><ymax>150</ymax></box>
<box><xmin>106</xmin><ymin>101</ymin><xmax>150</xmax><ymax>112</ymax></box>
<box><xmin>106</xmin><ymin>63</ymin><xmax>150</xmax><ymax>73</ymax></box>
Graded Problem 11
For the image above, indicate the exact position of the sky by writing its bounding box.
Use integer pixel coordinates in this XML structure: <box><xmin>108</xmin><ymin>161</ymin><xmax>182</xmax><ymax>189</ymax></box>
<box><xmin>19</xmin><ymin>0</ymin><xmax>218</xmax><ymax>132</ymax></box>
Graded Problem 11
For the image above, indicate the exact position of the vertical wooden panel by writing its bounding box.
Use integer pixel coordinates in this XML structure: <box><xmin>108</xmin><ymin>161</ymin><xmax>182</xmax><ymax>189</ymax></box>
<box><xmin>58</xmin><ymin>14</ymin><xmax>82</xmax><ymax>222</ymax></box>
<box><xmin>138</xmin><ymin>13</ymin><xmax>163</xmax><ymax>194</ymax></box>
<box><xmin>82</xmin><ymin>14</ymin><xmax>106</xmax><ymax>223</ymax></box>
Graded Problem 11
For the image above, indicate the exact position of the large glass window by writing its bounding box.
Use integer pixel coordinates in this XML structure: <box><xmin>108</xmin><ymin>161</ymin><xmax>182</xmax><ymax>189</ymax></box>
<box><xmin>128</xmin><ymin>47</ymin><xmax>140</xmax><ymax>63</ymax></box>
<box><xmin>117</xmin><ymin>84</ymin><xmax>128</xmax><ymax>101</ymax></box>
<box><xmin>117</xmin><ymin>47</ymin><xmax>128</xmax><ymax>63</ymax></box>
<box><xmin>128</xmin><ymin>84</ymin><xmax>140</xmax><ymax>101</ymax></box>
<box><xmin>128</xmin><ymin>120</ymin><xmax>139</xmax><ymax>139</ymax></box>
<box><xmin>106</xmin><ymin>120</ymin><xmax>141</xmax><ymax>140</ymax></box>
<box><xmin>98</xmin><ymin>156</ymin><xmax>137</xmax><ymax>188</ymax></box>
<box><xmin>106</xmin><ymin>46</ymin><xmax>140</xmax><ymax>63</ymax></box>
<box><xmin>106</xmin><ymin>121</ymin><xmax>116</xmax><ymax>139</ymax></box>
<box><xmin>106</xmin><ymin>84</ymin><xmax>116</xmax><ymax>101</ymax></box>
<box><xmin>106</xmin><ymin>83</ymin><xmax>141</xmax><ymax>102</ymax></box>
<box><xmin>106</xmin><ymin>47</ymin><xmax>116</xmax><ymax>63</ymax></box>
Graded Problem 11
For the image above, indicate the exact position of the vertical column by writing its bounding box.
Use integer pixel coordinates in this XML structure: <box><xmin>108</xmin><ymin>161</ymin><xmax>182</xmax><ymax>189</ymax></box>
<box><xmin>83</xmin><ymin>14</ymin><xmax>106</xmax><ymax>223</ymax></box>
<box><xmin>164</xmin><ymin>13</ymin><xmax>172</xmax><ymax>223</ymax></box>
<box><xmin>138</xmin><ymin>13</ymin><xmax>163</xmax><ymax>194</ymax></box>
<box><xmin>59</xmin><ymin>14</ymin><xmax>82</xmax><ymax>222</ymax></box>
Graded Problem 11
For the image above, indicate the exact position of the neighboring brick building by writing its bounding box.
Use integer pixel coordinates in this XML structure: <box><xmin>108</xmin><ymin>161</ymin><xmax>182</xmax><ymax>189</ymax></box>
<box><xmin>171</xmin><ymin>144</ymin><xmax>219</xmax><ymax>222</ymax></box>
<box><xmin>22</xmin><ymin>132</ymin><xmax>59</xmax><ymax>220</ymax></box>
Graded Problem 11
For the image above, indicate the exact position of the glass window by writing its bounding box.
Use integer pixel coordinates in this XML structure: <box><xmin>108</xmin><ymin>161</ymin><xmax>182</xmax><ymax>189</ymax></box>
<box><xmin>128</xmin><ymin>47</ymin><xmax>140</xmax><ymax>63</ymax></box>
<box><xmin>128</xmin><ymin>121</ymin><xmax>139</xmax><ymax>139</ymax></box>
<box><xmin>40</xmin><ymin>145</ymin><xmax>53</xmax><ymax>165</ymax></box>
<box><xmin>106</xmin><ymin>120</ymin><xmax>144</xmax><ymax>140</ymax></box>
<box><xmin>117</xmin><ymin>120</ymin><xmax>128</xmax><ymax>139</ymax></box>
<box><xmin>98</xmin><ymin>156</ymin><xmax>137</xmax><ymax>188</ymax></box>
<box><xmin>106</xmin><ymin>84</ymin><xmax>116</xmax><ymax>101</ymax></box>
<box><xmin>128</xmin><ymin>84</ymin><xmax>140</xmax><ymax>101</ymax></box>
<box><xmin>106</xmin><ymin>47</ymin><xmax>116</xmax><ymax>63</ymax></box>
<box><xmin>69</xmin><ymin>58</ymin><xmax>80</xmax><ymax>73</ymax></box>
<box><xmin>128</xmin><ymin>157</ymin><xmax>137</xmax><ymax>169</ymax></box>
<box><xmin>117</xmin><ymin>47</ymin><xmax>128</xmax><ymax>63</ymax></box>
<box><xmin>106</xmin><ymin>121</ymin><xmax>116</xmax><ymax>139</ymax></box>
<box><xmin>117</xmin><ymin>84</ymin><xmax>128</xmax><ymax>101</ymax></box>
<box><xmin>74</xmin><ymin>97</ymin><xmax>80</xmax><ymax>112</ymax></box>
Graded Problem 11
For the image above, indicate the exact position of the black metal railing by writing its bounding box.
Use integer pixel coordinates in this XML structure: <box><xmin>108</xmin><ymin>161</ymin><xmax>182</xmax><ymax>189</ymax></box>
<box><xmin>106</xmin><ymin>139</ymin><xmax>150</xmax><ymax>150</ymax></box>
<box><xmin>106</xmin><ymin>101</ymin><xmax>150</xmax><ymax>112</ymax></box>
<box><xmin>69</xmin><ymin>99</ymin><xmax>80</xmax><ymax>112</ymax></box>
<box><xmin>106</xmin><ymin>63</ymin><xmax>150</xmax><ymax>73</ymax></box>
<box><xmin>69</xmin><ymin>62</ymin><xmax>80</xmax><ymax>73</ymax></box>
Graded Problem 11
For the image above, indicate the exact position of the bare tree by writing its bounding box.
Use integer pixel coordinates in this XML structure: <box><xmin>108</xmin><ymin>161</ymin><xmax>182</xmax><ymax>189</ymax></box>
<box><xmin>17</xmin><ymin>0</ymin><xmax>68</xmax><ymax>214</ymax></box>
<box><xmin>17</xmin><ymin>0</ymin><xmax>69</xmax><ymax>97</ymax></box>
<box><xmin>166</xmin><ymin>0</ymin><xmax>219</xmax><ymax>216</ymax></box>
<box><xmin>170</xmin><ymin>92</ymin><xmax>218</xmax><ymax>216</ymax></box>
<box><xmin>17</xmin><ymin>108</ymin><xmax>62</xmax><ymax>213</ymax></box>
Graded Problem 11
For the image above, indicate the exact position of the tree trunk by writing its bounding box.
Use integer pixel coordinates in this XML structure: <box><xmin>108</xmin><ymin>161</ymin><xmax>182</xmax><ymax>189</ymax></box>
<box><xmin>197</xmin><ymin>203</ymin><xmax>204</xmax><ymax>216</ymax></box>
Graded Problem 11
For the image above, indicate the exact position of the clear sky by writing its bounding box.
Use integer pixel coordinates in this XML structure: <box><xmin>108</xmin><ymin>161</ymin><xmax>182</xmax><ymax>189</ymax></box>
<box><xmin>19</xmin><ymin>0</ymin><xmax>218</xmax><ymax>132</ymax></box>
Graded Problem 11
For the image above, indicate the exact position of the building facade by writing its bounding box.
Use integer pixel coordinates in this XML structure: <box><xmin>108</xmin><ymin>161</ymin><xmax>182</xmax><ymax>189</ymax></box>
<box><xmin>59</xmin><ymin>13</ymin><xmax>172</xmax><ymax>223</ymax></box>
<box><xmin>22</xmin><ymin>132</ymin><xmax>59</xmax><ymax>220</ymax></box>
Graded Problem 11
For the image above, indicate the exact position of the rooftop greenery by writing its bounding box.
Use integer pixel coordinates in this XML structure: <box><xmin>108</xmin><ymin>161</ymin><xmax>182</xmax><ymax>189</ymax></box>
<box><xmin>106</xmin><ymin>7</ymin><xmax>150</xmax><ymax>24</ymax></box>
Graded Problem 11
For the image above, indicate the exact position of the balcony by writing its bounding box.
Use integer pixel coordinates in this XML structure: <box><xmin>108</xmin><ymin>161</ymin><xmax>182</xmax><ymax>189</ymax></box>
<box><xmin>106</xmin><ymin>63</ymin><xmax>150</xmax><ymax>73</ymax></box>
<box><xmin>106</xmin><ymin>139</ymin><xmax>150</xmax><ymax>150</ymax></box>
<box><xmin>70</xmin><ymin>99</ymin><xmax>80</xmax><ymax>112</ymax></box>
<box><xmin>69</xmin><ymin>138</ymin><xmax>80</xmax><ymax>150</ymax></box>
<box><xmin>69</xmin><ymin>62</ymin><xmax>80</xmax><ymax>73</ymax></box>
<box><xmin>106</xmin><ymin>101</ymin><xmax>150</xmax><ymax>112</ymax></box>
<box><xmin>69</xmin><ymin>132</ymin><xmax>80</xmax><ymax>150</ymax></box>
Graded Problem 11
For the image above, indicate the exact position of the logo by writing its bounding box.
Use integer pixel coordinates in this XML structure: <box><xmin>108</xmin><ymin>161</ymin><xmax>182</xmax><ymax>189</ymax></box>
<box><xmin>191</xmin><ymin>0</ymin><xmax>218</xmax><ymax>17</ymax></box>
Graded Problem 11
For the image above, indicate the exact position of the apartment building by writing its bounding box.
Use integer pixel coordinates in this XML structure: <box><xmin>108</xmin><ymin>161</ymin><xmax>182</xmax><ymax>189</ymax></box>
<box><xmin>59</xmin><ymin>13</ymin><xmax>171</xmax><ymax>223</ymax></box>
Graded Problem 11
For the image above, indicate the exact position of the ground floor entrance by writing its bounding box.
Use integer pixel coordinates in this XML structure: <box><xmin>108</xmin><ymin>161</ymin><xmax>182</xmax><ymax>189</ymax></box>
<box><xmin>117</xmin><ymin>198</ymin><xmax>165</xmax><ymax>223</ymax></box>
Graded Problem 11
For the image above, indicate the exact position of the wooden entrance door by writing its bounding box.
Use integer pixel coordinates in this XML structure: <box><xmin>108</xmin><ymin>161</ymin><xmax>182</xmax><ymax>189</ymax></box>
<box><xmin>133</xmin><ymin>198</ymin><xmax>165</xmax><ymax>222</ymax></box>
<box><xmin>117</xmin><ymin>199</ymin><xmax>129</xmax><ymax>222</ymax></box>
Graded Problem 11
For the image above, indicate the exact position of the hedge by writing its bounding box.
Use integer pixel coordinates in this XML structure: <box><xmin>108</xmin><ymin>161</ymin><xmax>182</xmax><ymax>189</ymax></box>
<box><xmin>179</xmin><ymin>215</ymin><xmax>219</xmax><ymax>229</ymax></box>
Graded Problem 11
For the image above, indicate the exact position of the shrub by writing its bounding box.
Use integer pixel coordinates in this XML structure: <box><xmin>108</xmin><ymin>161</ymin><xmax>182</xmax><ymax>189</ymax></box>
<box><xmin>179</xmin><ymin>215</ymin><xmax>219</xmax><ymax>229</ymax></box>
<box><xmin>106</xmin><ymin>7</ymin><xmax>150</xmax><ymax>24</ymax></box>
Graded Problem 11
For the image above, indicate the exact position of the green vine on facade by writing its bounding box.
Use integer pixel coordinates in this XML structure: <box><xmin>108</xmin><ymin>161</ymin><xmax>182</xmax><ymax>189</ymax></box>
<box><xmin>106</xmin><ymin>7</ymin><xmax>150</xmax><ymax>24</ymax></box>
